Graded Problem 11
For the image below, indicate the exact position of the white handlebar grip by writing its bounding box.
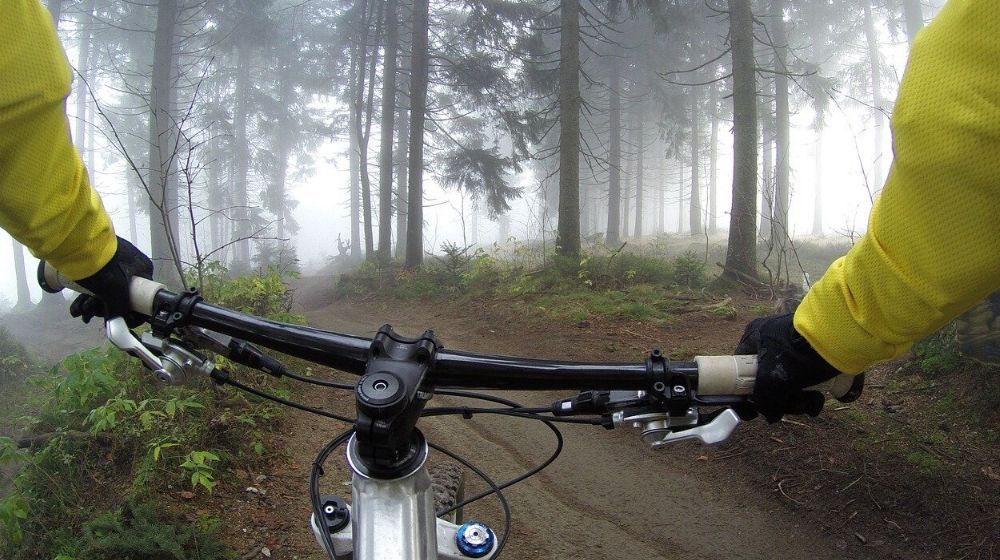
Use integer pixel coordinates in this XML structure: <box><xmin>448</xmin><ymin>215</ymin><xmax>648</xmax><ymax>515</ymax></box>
<box><xmin>129</xmin><ymin>277</ymin><xmax>166</xmax><ymax>317</ymax></box>
<box><xmin>694</xmin><ymin>354</ymin><xmax>859</xmax><ymax>400</ymax></box>
<box><xmin>39</xmin><ymin>261</ymin><xmax>166</xmax><ymax>317</ymax></box>
<box><xmin>694</xmin><ymin>355</ymin><xmax>757</xmax><ymax>395</ymax></box>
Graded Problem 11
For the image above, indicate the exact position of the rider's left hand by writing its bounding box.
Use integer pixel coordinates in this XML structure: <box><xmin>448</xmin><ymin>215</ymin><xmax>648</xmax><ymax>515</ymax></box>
<box><xmin>71</xmin><ymin>236</ymin><xmax>153</xmax><ymax>327</ymax></box>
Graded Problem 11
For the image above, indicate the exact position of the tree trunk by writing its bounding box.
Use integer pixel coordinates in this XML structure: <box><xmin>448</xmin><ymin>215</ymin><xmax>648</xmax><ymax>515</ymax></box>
<box><xmin>12</xmin><ymin>240</ymin><xmax>32</xmax><ymax>311</ymax></box>
<box><xmin>127</xmin><ymin>172</ymin><xmax>139</xmax><ymax>243</ymax></box>
<box><xmin>231</xmin><ymin>40</ymin><xmax>252</xmax><ymax>273</ymax></box>
<box><xmin>656</xmin><ymin>140</ymin><xmax>664</xmax><ymax>234</ymax></box>
<box><xmin>148</xmin><ymin>0</ymin><xmax>181</xmax><ymax>285</ymax></box>
<box><xmin>471</xmin><ymin>205</ymin><xmax>479</xmax><ymax>246</ymax></box>
<box><xmin>74</xmin><ymin>0</ymin><xmax>96</xmax><ymax>159</ymax></box>
<box><xmin>348</xmin><ymin>51</ymin><xmax>361</xmax><ymax>260</ymax></box>
<box><xmin>606</xmin><ymin>54</ymin><xmax>622</xmax><ymax>246</ymax></box>
<box><xmin>677</xmin><ymin>163</ymin><xmax>684</xmax><ymax>234</ymax></box>
<box><xmin>901</xmin><ymin>0</ymin><xmax>923</xmax><ymax>46</ymax></box>
<box><xmin>46</xmin><ymin>0</ymin><xmax>64</xmax><ymax>26</ymax></box>
<box><xmin>812</xmin><ymin>126</ymin><xmax>824</xmax><ymax>236</ymax></box>
<box><xmin>361</xmin><ymin>1</ymin><xmax>382</xmax><ymax>261</ymax></box>
<box><xmin>633</xmin><ymin>105</ymin><xmax>644</xmax><ymax>239</ymax></box>
<box><xmin>377</xmin><ymin>0</ymin><xmax>399</xmax><ymax>264</ymax></box>
<box><xmin>556</xmin><ymin>0</ymin><xmax>581</xmax><ymax>257</ymax></box>
<box><xmin>394</xmin><ymin>69</ymin><xmax>410</xmax><ymax>260</ymax></box>
<box><xmin>723</xmin><ymin>0</ymin><xmax>759</xmax><ymax>280</ymax></box>
<box><xmin>405</xmin><ymin>0</ymin><xmax>429</xmax><ymax>268</ymax></box>
<box><xmin>580</xmin><ymin>180</ymin><xmax>591</xmax><ymax>238</ymax></box>
<box><xmin>769</xmin><ymin>0</ymin><xmax>790</xmax><ymax>254</ymax></box>
<box><xmin>592</xmin><ymin>187</ymin><xmax>601</xmax><ymax>238</ymax></box>
<box><xmin>862</xmin><ymin>1</ymin><xmax>884</xmax><ymax>192</ymax></box>
<box><xmin>759</xmin><ymin>85</ymin><xmax>773</xmax><ymax>242</ymax></box>
<box><xmin>394</xmin><ymin>11</ymin><xmax>412</xmax><ymax>260</ymax></box>
<box><xmin>207</xmin><ymin>131</ymin><xmax>222</xmax><ymax>252</ymax></box>
<box><xmin>499</xmin><ymin>213</ymin><xmax>510</xmax><ymax>242</ymax></box>
<box><xmin>357</xmin><ymin>0</ymin><xmax>382</xmax><ymax>262</ymax></box>
<box><xmin>271</xmin><ymin>47</ymin><xmax>295</xmax><ymax>241</ymax></box>
<box><xmin>622</xmin><ymin>120</ymin><xmax>632</xmax><ymax>239</ymax></box>
<box><xmin>689</xmin><ymin>89</ymin><xmax>702</xmax><ymax>236</ymax></box>
<box><xmin>709</xmin><ymin>83</ymin><xmax>719</xmax><ymax>235</ymax></box>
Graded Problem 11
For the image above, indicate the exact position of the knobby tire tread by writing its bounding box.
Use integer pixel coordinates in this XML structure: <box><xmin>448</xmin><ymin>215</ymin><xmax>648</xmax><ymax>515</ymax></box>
<box><xmin>429</xmin><ymin>461</ymin><xmax>465</xmax><ymax>525</ymax></box>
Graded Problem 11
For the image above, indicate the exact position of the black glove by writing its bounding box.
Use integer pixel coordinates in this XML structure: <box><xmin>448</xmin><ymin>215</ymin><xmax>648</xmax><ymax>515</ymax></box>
<box><xmin>735</xmin><ymin>313</ymin><xmax>842</xmax><ymax>423</ymax></box>
<box><xmin>71</xmin><ymin>236</ymin><xmax>154</xmax><ymax>327</ymax></box>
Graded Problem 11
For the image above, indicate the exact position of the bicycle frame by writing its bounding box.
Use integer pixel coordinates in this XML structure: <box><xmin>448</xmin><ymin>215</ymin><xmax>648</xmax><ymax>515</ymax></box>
<box><xmin>311</xmin><ymin>432</ymin><xmax>497</xmax><ymax>560</ymax></box>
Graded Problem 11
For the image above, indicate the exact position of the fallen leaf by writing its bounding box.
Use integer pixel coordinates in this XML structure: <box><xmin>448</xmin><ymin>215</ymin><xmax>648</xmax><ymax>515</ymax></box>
<box><xmin>982</xmin><ymin>466</ymin><xmax>1000</xmax><ymax>481</ymax></box>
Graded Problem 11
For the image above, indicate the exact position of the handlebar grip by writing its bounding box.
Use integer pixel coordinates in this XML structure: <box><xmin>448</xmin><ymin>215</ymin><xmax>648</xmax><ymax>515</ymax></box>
<box><xmin>694</xmin><ymin>355</ymin><xmax>757</xmax><ymax>395</ymax></box>
<box><xmin>38</xmin><ymin>261</ymin><xmax>167</xmax><ymax>317</ymax></box>
<box><xmin>694</xmin><ymin>354</ymin><xmax>862</xmax><ymax>402</ymax></box>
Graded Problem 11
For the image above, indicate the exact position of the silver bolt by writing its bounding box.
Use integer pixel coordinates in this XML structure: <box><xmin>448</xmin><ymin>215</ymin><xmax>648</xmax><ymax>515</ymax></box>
<box><xmin>462</xmin><ymin>524</ymin><xmax>489</xmax><ymax>545</ymax></box>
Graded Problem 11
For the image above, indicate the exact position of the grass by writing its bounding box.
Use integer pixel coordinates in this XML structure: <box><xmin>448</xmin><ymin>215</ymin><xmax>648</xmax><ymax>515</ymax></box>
<box><xmin>749</xmin><ymin>303</ymin><xmax>774</xmax><ymax>316</ymax></box>
<box><xmin>335</xmin><ymin>243</ymin><xmax>717</xmax><ymax>326</ymax></box>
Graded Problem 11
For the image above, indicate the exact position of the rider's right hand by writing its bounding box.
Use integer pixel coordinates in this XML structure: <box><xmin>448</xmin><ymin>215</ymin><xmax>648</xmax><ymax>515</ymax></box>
<box><xmin>70</xmin><ymin>236</ymin><xmax>153</xmax><ymax>328</ymax></box>
<box><xmin>735</xmin><ymin>313</ymin><xmax>844</xmax><ymax>423</ymax></box>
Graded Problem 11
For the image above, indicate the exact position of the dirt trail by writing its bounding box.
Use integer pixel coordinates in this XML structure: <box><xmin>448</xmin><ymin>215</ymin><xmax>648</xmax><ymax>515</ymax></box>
<box><xmin>251</xmin><ymin>276</ymin><xmax>861</xmax><ymax>560</ymax></box>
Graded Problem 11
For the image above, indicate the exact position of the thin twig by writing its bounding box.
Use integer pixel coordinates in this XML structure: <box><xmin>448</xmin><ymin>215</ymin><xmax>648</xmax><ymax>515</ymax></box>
<box><xmin>838</xmin><ymin>476</ymin><xmax>863</xmax><ymax>494</ymax></box>
<box><xmin>777</xmin><ymin>479</ymin><xmax>804</xmax><ymax>505</ymax></box>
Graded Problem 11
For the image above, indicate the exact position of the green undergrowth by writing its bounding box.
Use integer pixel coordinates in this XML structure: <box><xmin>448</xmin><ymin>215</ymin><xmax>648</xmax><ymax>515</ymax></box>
<box><xmin>336</xmin><ymin>242</ymin><xmax>713</xmax><ymax>324</ymax></box>
<box><xmin>911</xmin><ymin>323</ymin><xmax>1000</xmax><ymax>416</ymax></box>
<box><xmin>828</xmin><ymin>326</ymin><xmax>999</xmax><ymax>480</ymax></box>
<box><xmin>191</xmin><ymin>262</ymin><xmax>305</xmax><ymax>325</ymax></box>
<box><xmin>0</xmin><ymin>326</ymin><xmax>34</xmax><ymax>428</ymax></box>
<box><xmin>0</xmin><ymin>266</ymin><xmax>303</xmax><ymax>560</ymax></box>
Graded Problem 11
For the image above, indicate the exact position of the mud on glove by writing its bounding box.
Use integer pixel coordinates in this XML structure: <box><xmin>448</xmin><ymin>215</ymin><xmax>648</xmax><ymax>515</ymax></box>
<box><xmin>735</xmin><ymin>313</ymin><xmax>842</xmax><ymax>423</ymax></box>
<box><xmin>71</xmin><ymin>236</ymin><xmax>154</xmax><ymax>327</ymax></box>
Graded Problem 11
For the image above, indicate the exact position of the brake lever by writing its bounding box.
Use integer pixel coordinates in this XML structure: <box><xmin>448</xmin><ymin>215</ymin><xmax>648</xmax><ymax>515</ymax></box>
<box><xmin>605</xmin><ymin>389</ymin><xmax>742</xmax><ymax>448</ymax></box>
<box><xmin>140</xmin><ymin>331</ymin><xmax>216</xmax><ymax>384</ymax></box>
<box><xmin>639</xmin><ymin>409</ymin><xmax>741</xmax><ymax>447</ymax></box>
<box><xmin>105</xmin><ymin>317</ymin><xmax>175</xmax><ymax>383</ymax></box>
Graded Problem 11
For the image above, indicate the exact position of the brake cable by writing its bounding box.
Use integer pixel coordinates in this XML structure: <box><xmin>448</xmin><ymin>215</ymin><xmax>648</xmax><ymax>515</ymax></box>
<box><xmin>209</xmin><ymin>368</ymin><xmax>355</xmax><ymax>423</ymax></box>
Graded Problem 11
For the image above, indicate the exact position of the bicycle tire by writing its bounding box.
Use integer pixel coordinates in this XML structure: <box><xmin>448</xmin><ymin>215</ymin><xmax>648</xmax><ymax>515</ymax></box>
<box><xmin>429</xmin><ymin>461</ymin><xmax>465</xmax><ymax>525</ymax></box>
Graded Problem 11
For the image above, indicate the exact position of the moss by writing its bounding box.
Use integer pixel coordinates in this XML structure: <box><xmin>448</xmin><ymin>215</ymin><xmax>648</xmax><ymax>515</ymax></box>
<box><xmin>904</xmin><ymin>450</ymin><xmax>944</xmax><ymax>476</ymax></box>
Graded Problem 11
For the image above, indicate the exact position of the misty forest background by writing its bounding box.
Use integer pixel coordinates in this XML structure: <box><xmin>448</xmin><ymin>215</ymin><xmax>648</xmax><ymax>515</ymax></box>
<box><xmin>6</xmin><ymin>0</ymin><xmax>940</xmax><ymax>306</ymax></box>
<box><xmin>6</xmin><ymin>4</ymin><xmax>1000</xmax><ymax>560</ymax></box>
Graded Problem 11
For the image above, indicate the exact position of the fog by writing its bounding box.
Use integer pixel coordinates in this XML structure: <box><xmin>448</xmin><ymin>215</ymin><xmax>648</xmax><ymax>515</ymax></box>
<box><xmin>0</xmin><ymin>0</ymin><xmax>944</xmax><ymax>310</ymax></box>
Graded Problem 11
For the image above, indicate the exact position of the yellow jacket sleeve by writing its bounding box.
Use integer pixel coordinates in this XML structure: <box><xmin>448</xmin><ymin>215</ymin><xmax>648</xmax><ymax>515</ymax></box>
<box><xmin>794</xmin><ymin>0</ymin><xmax>1000</xmax><ymax>374</ymax></box>
<box><xmin>0</xmin><ymin>0</ymin><xmax>116</xmax><ymax>280</ymax></box>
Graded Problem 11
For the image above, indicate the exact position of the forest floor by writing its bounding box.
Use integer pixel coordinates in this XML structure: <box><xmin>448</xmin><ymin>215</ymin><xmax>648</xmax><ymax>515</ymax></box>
<box><xmin>209</xmin><ymin>275</ymin><xmax>997</xmax><ymax>560</ymax></box>
<box><xmin>3</xmin><ymin>275</ymin><xmax>996</xmax><ymax>559</ymax></box>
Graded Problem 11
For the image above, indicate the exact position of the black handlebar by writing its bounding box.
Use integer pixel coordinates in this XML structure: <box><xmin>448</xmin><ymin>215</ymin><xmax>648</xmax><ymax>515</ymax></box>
<box><xmin>156</xmin><ymin>289</ymin><xmax>679</xmax><ymax>391</ymax></box>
